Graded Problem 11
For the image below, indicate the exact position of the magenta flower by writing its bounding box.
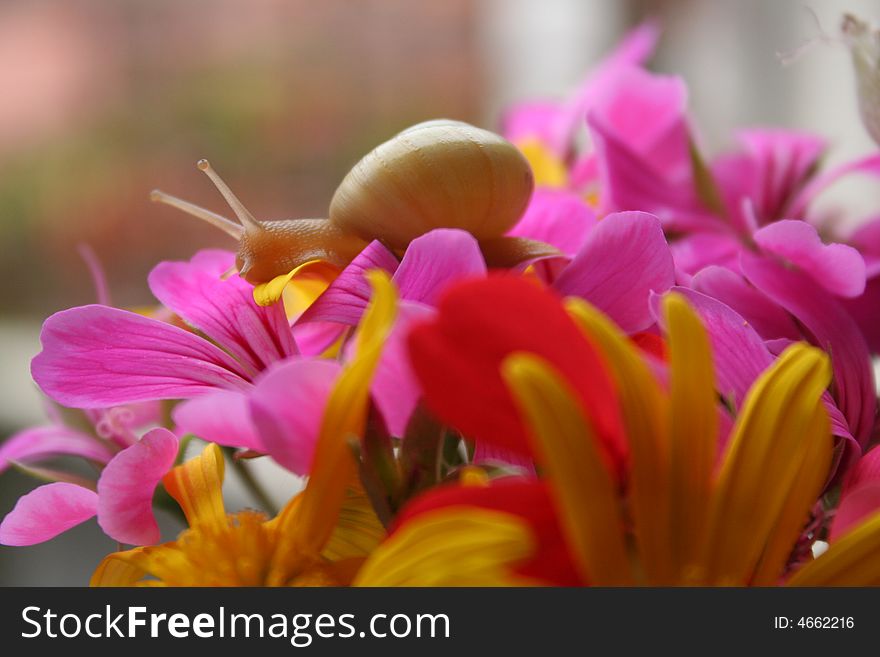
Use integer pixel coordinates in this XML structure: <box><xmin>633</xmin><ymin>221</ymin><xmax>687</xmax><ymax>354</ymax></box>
<box><xmin>502</xmin><ymin>20</ymin><xmax>660</xmax><ymax>164</ymax></box>
<box><xmin>0</xmin><ymin>428</ymin><xmax>178</xmax><ymax>546</ymax></box>
<box><xmin>31</xmin><ymin>249</ymin><xmax>297</xmax><ymax>408</ymax></box>
<box><xmin>0</xmin><ymin>394</ymin><xmax>176</xmax><ymax>546</ymax></box>
<box><xmin>841</xmin><ymin>215</ymin><xmax>880</xmax><ymax>353</ymax></box>
<box><xmin>830</xmin><ymin>445</ymin><xmax>880</xmax><ymax>540</ymax></box>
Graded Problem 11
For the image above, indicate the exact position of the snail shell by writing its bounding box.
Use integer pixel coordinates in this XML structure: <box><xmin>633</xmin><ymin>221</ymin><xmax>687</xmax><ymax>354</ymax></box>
<box><xmin>329</xmin><ymin>119</ymin><xmax>534</xmax><ymax>248</ymax></box>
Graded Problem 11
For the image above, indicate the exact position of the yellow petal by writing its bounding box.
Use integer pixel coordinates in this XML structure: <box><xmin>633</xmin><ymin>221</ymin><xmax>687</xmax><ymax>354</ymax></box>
<box><xmin>162</xmin><ymin>443</ymin><xmax>227</xmax><ymax>531</ymax></box>
<box><xmin>268</xmin><ymin>270</ymin><xmax>397</xmax><ymax>583</ymax></box>
<box><xmin>786</xmin><ymin>510</ymin><xmax>880</xmax><ymax>586</ymax></box>
<box><xmin>459</xmin><ymin>465</ymin><xmax>490</xmax><ymax>487</ymax></box>
<box><xmin>565</xmin><ymin>298</ymin><xmax>674</xmax><ymax>585</ymax></box>
<box><xmin>751</xmin><ymin>402</ymin><xmax>832</xmax><ymax>585</ymax></box>
<box><xmin>252</xmin><ymin>260</ymin><xmax>337</xmax><ymax>307</ymax></box>
<box><xmin>354</xmin><ymin>508</ymin><xmax>536</xmax><ymax>586</ymax></box>
<box><xmin>91</xmin><ymin>548</ymin><xmax>152</xmax><ymax>587</ymax></box>
<box><xmin>320</xmin><ymin>487</ymin><xmax>387</xmax><ymax>562</ymax></box>
<box><xmin>517</xmin><ymin>139</ymin><xmax>568</xmax><ymax>188</ymax></box>
<box><xmin>663</xmin><ymin>293</ymin><xmax>718</xmax><ymax>578</ymax></box>
<box><xmin>502</xmin><ymin>352</ymin><xmax>634</xmax><ymax>586</ymax></box>
<box><xmin>701</xmin><ymin>343</ymin><xmax>832</xmax><ymax>585</ymax></box>
<box><xmin>281</xmin><ymin>273</ymin><xmax>334</xmax><ymax>320</ymax></box>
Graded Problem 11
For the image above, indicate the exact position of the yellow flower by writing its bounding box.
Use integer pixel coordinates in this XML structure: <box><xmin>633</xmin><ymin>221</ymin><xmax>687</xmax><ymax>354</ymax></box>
<box><xmin>91</xmin><ymin>270</ymin><xmax>397</xmax><ymax>586</ymax></box>
<box><xmin>517</xmin><ymin>139</ymin><xmax>569</xmax><ymax>188</ymax></box>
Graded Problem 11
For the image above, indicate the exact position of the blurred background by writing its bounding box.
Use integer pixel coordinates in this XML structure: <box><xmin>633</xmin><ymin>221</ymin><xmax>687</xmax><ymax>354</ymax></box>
<box><xmin>1</xmin><ymin>0</ymin><xmax>879</xmax><ymax>585</ymax></box>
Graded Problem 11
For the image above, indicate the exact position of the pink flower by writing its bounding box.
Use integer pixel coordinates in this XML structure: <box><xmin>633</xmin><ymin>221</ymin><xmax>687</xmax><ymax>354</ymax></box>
<box><xmin>501</xmin><ymin>20</ymin><xmax>660</xmax><ymax>162</ymax></box>
<box><xmin>830</xmin><ymin>445</ymin><xmax>880</xmax><ymax>541</ymax></box>
<box><xmin>0</xmin><ymin>428</ymin><xmax>178</xmax><ymax>546</ymax></box>
<box><xmin>31</xmin><ymin>249</ymin><xmax>297</xmax><ymax>408</ymax></box>
<box><xmin>0</xmin><ymin>395</ymin><xmax>176</xmax><ymax>546</ymax></box>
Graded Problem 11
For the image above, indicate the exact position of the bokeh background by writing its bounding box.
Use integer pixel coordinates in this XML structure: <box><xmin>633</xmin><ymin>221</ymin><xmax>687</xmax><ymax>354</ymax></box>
<box><xmin>1</xmin><ymin>0</ymin><xmax>879</xmax><ymax>585</ymax></box>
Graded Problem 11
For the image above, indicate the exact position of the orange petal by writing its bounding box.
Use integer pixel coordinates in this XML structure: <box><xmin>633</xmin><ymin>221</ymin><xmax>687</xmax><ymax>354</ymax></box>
<box><xmin>162</xmin><ymin>443</ymin><xmax>227</xmax><ymax>531</ymax></box>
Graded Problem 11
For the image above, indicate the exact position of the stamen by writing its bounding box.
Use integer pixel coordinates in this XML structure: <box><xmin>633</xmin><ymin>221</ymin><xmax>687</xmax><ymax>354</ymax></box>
<box><xmin>150</xmin><ymin>189</ymin><xmax>243</xmax><ymax>240</ymax></box>
<box><xmin>197</xmin><ymin>159</ymin><xmax>263</xmax><ymax>231</ymax></box>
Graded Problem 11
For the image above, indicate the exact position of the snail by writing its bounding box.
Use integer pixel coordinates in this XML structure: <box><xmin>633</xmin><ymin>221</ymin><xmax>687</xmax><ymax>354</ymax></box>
<box><xmin>151</xmin><ymin>119</ymin><xmax>558</xmax><ymax>290</ymax></box>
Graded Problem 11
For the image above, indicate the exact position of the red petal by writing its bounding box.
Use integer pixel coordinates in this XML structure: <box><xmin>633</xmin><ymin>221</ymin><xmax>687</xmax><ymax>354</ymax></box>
<box><xmin>407</xmin><ymin>276</ymin><xmax>626</xmax><ymax>470</ymax></box>
<box><xmin>394</xmin><ymin>478</ymin><xmax>582</xmax><ymax>586</ymax></box>
<box><xmin>631</xmin><ymin>331</ymin><xmax>667</xmax><ymax>360</ymax></box>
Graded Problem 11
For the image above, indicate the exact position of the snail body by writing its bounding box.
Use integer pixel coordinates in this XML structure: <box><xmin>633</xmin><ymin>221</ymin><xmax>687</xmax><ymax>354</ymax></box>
<box><xmin>235</xmin><ymin>218</ymin><xmax>368</xmax><ymax>284</ymax></box>
<box><xmin>153</xmin><ymin>119</ymin><xmax>551</xmax><ymax>287</ymax></box>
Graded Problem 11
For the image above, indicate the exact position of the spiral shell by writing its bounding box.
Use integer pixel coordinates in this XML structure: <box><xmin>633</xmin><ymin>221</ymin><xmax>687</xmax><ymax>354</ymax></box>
<box><xmin>329</xmin><ymin>119</ymin><xmax>534</xmax><ymax>248</ymax></box>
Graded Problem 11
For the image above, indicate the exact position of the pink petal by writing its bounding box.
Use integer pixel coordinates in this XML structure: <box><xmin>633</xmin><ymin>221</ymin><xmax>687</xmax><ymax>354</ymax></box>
<box><xmin>732</xmin><ymin>129</ymin><xmax>826</xmax><ymax>222</ymax></box>
<box><xmin>671</xmin><ymin>233</ymin><xmax>741</xmax><ymax>277</ymax></box>
<box><xmin>96</xmin><ymin>428</ymin><xmax>179</xmax><ymax>545</ymax></box>
<box><xmin>590</xmin><ymin>67</ymin><xmax>690</xmax><ymax>175</ymax></box>
<box><xmin>741</xmin><ymin>252</ymin><xmax>875</xmax><ymax>448</ymax></box>
<box><xmin>849</xmin><ymin>214</ymin><xmax>880</xmax><ymax>257</ymax></box>
<box><xmin>507</xmin><ymin>188</ymin><xmax>597</xmax><ymax>256</ymax></box>
<box><xmin>830</xmin><ymin>446</ymin><xmax>880</xmax><ymax>541</ymax></box>
<box><xmin>292</xmin><ymin>322</ymin><xmax>346</xmax><ymax>357</ymax></box>
<box><xmin>248</xmin><ymin>358</ymin><xmax>341</xmax><ymax>475</ymax></box>
<box><xmin>0</xmin><ymin>425</ymin><xmax>114</xmax><ymax>474</ymax></box>
<box><xmin>841</xmin><ymin>276</ymin><xmax>880</xmax><ymax>353</ymax></box>
<box><xmin>0</xmin><ymin>483</ymin><xmax>97</xmax><ymax>546</ymax></box>
<box><xmin>473</xmin><ymin>441</ymin><xmax>537</xmax><ymax>475</ymax></box>
<box><xmin>788</xmin><ymin>152</ymin><xmax>880</xmax><ymax>218</ymax></box>
<box><xmin>149</xmin><ymin>249</ymin><xmax>296</xmax><ymax>374</ymax></box>
<box><xmin>692</xmin><ymin>265</ymin><xmax>801</xmax><ymax>340</ymax></box>
<box><xmin>830</xmin><ymin>440</ymin><xmax>880</xmax><ymax>541</ymax></box>
<box><xmin>31</xmin><ymin>305</ymin><xmax>252</xmax><ymax>408</ymax></box>
<box><xmin>711</xmin><ymin>152</ymin><xmax>760</xmax><ymax>232</ymax></box>
<box><xmin>554</xmin><ymin>211</ymin><xmax>674</xmax><ymax>332</ymax></box>
<box><xmin>830</xmin><ymin>483</ymin><xmax>880</xmax><ymax>542</ymax></box>
<box><xmin>393</xmin><ymin>230</ymin><xmax>487</xmax><ymax>306</ymax></box>
<box><xmin>298</xmin><ymin>240</ymin><xmax>398</xmax><ymax>326</ymax></box>
<box><xmin>500</xmin><ymin>102</ymin><xmax>567</xmax><ymax>150</ymax></box>
<box><xmin>371</xmin><ymin>302</ymin><xmax>435</xmax><ymax>437</ymax></box>
<box><xmin>588</xmin><ymin>110</ymin><xmax>706</xmax><ymax>228</ymax></box>
<box><xmin>753</xmin><ymin>220</ymin><xmax>866</xmax><ymax>298</ymax></box>
<box><xmin>652</xmin><ymin>287</ymin><xmax>772</xmax><ymax>409</ymax></box>
<box><xmin>843</xmin><ymin>445</ymin><xmax>880</xmax><ymax>494</ymax></box>
<box><xmin>173</xmin><ymin>390</ymin><xmax>263</xmax><ymax>452</ymax></box>
<box><xmin>77</xmin><ymin>243</ymin><xmax>112</xmax><ymax>306</ymax></box>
